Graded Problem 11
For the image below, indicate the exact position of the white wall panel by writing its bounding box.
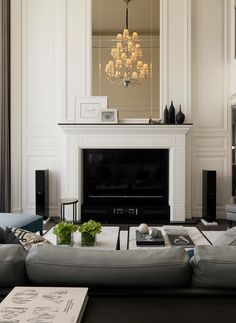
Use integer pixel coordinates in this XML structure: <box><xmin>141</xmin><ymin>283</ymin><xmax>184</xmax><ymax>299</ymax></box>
<box><xmin>192</xmin><ymin>0</ymin><xmax>227</xmax><ymax>132</ymax></box>
<box><xmin>22</xmin><ymin>0</ymin><xmax>56</xmax><ymax>131</ymax></box>
<box><xmin>63</xmin><ymin>0</ymin><xmax>91</xmax><ymax>121</ymax></box>
<box><xmin>161</xmin><ymin>0</ymin><xmax>191</xmax><ymax>119</ymax></box>
<box><xmin>191</xmin><ymin>0</ymin><xmax>230</xmax><ymax>218</ymax></box>
<box><xmin>229</xmin><ymin>0</ymin><xmax>236</xmax><ymax>99</ymax></box>
<box><xmin>20</xmin><ymin>0</ymin><xmax>62</xmax><ymax>216</ymax></box>
<box><xmin>192</xmin><ymin>135</ymin><xmax>228</xmax><ymax>151</ymax></box>
<box><xmin>26</xmin><ymin>136</ymin><xmax>59</xmax><ymax>151</ymax></box>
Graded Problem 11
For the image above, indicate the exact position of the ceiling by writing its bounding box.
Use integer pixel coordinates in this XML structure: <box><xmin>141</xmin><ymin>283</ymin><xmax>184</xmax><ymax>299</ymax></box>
<box><xmin>92</xmin><ymin>0</ymin><xmax>160</xmax><ymax>35</ymax></box>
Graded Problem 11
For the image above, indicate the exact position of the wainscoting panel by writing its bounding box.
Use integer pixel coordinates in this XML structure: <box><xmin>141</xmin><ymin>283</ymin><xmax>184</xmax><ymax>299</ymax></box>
<box><xmin>192</xmin><ymin>135</ymin><xmax>228</xmax><ymax>151</ymax></box>
<box><xmin>26</xmin><ymin>135</ymin><xmax>59</xmax><ymax>151</ymax></box>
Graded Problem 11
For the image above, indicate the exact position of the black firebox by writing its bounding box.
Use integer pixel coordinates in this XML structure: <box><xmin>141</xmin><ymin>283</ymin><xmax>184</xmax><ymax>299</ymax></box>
<box><xmin>81</xmin><ymin>149</ymin><xmax>170</xmax><ymax>223</ymax></box>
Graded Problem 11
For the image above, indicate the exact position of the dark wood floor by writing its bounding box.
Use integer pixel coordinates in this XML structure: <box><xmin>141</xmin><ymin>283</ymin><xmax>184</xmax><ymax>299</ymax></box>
<box><xmin>195</xmin><ymin>219</ymin><xmax>230</xmax><ymax>231</ymax></box>
<box><xmin>82</xmin><ymin>295</ymin><xmax>236</xmax><ymax>323</ymax></box>
<box><xmin>44</xmin><ymin>217</ymin><xmax>231</xmax><ymax>232</ymax></box>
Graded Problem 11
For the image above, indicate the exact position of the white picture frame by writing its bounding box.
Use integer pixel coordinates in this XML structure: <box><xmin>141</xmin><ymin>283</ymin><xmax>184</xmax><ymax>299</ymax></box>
<box><xmin>100</xmin><ymin>109</ymin><xmax>118</xmax><ymax>124</ymax></box>
<box><xmin>75</xmin><ymin>96</ymin><xmax>107</xmax><ymax>123</ymax></box>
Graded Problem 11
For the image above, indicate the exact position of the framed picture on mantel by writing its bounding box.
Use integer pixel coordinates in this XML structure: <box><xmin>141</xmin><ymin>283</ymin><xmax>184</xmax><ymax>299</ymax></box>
<box><xmin>75</xmin><ymin>96</ymin><xmax>107</xmax><ymax>123</ymax></box>
<box><xmin>100</xmin><ymin>109</ymin><xmax>118</xmax><ymax>124</ymax></box>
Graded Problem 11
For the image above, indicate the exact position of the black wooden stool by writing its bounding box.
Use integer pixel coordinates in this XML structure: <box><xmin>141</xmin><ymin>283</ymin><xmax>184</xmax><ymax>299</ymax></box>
<box><xmin>60</xmin><ymin>198</ymin><xmax>78</xmax><ymax>223</ymax></box>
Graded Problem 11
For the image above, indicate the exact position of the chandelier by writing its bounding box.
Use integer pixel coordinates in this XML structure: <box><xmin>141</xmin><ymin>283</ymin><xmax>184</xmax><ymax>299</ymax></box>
<box><xmin>105</xmin><ymin>0</ymin><xmax>149</xmax><ymax>87</ymax></box>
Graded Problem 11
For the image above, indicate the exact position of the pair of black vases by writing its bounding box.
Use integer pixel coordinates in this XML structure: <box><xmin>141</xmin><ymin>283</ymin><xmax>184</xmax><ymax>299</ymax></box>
<box><xmin>164</xmin><ymin>101</ymin><xmax>185</xmax><ymax>124</ymax></box>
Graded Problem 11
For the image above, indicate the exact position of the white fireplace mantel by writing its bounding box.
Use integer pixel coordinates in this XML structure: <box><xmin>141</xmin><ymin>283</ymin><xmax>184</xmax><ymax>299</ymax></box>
<box><xmin>59</xmin><ymin>123</ymin><xmax>192</xmax><ymax>222</ymax></box>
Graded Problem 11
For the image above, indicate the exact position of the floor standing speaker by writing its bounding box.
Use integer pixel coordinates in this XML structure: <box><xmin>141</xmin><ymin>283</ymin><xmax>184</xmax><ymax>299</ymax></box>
<box><xmin>202</xmin><ymin>170</ymin><xmax>216</xmax><ymax>222</ymax></box>
<box><xmin>35</xmin><ymin>169</ymin><xmax>49</xmax><ymax>219</ymax></box>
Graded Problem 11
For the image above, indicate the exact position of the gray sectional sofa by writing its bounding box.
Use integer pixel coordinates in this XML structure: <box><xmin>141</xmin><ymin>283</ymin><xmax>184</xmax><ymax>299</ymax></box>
<box><xmin>1</xmin><ymin>244</ymin><xmax>236</xmax><ymax>322</ymax></box>
<box><xmin>2</xmin><ymin>243</ymin><xmax>236</xmax><ymax>290</ymax></box>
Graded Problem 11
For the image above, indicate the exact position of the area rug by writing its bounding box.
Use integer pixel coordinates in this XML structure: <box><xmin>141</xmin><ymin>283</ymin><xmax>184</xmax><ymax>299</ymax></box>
<box><xmin>201</xmin><ymin>231</ymin><xmax>224</xmax><ymax>244</ymax></box>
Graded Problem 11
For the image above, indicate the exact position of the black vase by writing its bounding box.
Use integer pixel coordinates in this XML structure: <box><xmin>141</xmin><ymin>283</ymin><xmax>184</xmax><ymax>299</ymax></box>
<box><xmin>169</xmin><ymin>101</ymin><xmax>175</xmax><ymax>124</ymax></box>
<box><xmin>164</xmin><ymin>105</ymin><xmax>169</xmax><ymax>124</ymax></box>
<box><xmin>175</xmin><ymin>105</ymin><xmax>185</xmax><ymax>124</ymax></box>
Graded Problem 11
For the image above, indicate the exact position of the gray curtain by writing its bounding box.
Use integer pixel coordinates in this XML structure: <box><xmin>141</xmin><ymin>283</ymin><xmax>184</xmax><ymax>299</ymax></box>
<box><xmin>0</xmin><ymin>0</ymin><xmax>10</xmax><ymax>212</ymax></box>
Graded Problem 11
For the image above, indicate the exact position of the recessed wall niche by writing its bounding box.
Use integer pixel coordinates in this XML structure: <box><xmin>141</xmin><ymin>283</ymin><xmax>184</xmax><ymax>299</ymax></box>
<box><xmin>92</xmin><ymin>0</ymin><xmax>160</xmax><ymax>120</ymax></box>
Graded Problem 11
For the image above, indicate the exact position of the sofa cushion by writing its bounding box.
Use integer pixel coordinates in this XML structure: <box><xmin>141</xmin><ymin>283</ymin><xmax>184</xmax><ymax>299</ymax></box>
<box><xmin>213</xmin><ymin>226</ymin><xmax>236</xmax><ymax>245</ymax></box>
<box><xmin>26</xmin><ymin>245</ymin><xmax>190</xmax><ymax>288</ymax></box>
<box><xmin>191</xmin><ymin>245</ymin><xmax>236</xmax><ymax>288</ymax></box>
<box><xmin>0</xmin><ymin>244</ymin><xmax>29</xmax><ymax>287</ymax></box>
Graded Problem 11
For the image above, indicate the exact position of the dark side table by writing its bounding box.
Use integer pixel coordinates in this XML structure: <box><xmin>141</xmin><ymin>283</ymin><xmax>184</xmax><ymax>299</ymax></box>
<box><xmin>60</xmin><ymin>198</ymin><xmax>78</xmax><ymax>223</ymax></box>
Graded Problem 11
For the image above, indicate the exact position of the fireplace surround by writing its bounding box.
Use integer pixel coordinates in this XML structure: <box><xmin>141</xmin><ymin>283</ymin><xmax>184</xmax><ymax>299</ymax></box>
<box><xmin>59</xmin><ymin>123</ymin><xmax>192</xmax><ymax>223</ymax></box>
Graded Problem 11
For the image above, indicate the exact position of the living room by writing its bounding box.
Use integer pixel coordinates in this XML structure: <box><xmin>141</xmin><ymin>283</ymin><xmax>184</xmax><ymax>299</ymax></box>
<box><xmin>1</xmin><ymin>0</ymin><xmax>236</xmax><ymax>322</ymax></box>
<box><xmin>8</xmin><ymin>0</ymin><xmax>233</xmax><ymax>221</ymax></box>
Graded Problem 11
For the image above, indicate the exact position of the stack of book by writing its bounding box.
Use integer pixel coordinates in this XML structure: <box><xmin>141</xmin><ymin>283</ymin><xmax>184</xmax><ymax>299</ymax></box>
<box><xmin>0</xmin><ymin>287</ymin><xmax>88</xmax><ymax>323</ymax></box>
<box><xmin>164</xmin><ymin>226</ymin><xmax>195</xmax><ymax>248</ymax></box>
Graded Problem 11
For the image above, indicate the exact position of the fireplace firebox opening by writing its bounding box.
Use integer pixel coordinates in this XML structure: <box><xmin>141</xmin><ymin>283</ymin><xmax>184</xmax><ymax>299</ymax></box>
<box><xmin>81</xmin><ymin>148</ymin><xmax>170</xmax><ymax>223</ymax></box>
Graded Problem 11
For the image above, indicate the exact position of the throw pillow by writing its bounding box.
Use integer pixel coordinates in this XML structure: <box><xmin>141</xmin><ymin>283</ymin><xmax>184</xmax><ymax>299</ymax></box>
<box><xmin>12</xmin><ymin>228</ymin><xmax>52</xmax><ymax>250</ymax></box>
<box><xmin>0</xmin><ymin>226</ymin><xmax>21</xmax><ymax>245</ymax></box>
<box><xmin>214</xmin><ymin>226</ymin><xmax>236</xmax><ymax>245</ymax></box>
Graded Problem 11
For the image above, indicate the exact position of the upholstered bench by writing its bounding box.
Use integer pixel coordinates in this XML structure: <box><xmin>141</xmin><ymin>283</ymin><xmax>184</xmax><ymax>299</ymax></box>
<box><xmin>0</xmin><ymin>213</ymin><xmax>43</xmax><ymax>235</ymax></box>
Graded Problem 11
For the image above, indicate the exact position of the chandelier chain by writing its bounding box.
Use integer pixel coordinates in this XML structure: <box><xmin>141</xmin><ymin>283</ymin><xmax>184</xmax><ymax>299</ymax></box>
<box><xmin>125</xmin><ymin>0</ymin><xmax>129</xmax><ymax>29</ymax></box>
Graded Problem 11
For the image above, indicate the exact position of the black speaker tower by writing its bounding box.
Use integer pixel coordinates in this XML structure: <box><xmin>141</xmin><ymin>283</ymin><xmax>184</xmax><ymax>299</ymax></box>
<box><xmin>35</xmin><ymin>170</ymin><xmax>49</xmax><ymax>219</ymax></box>
<box><xmin>202</xmin><ymin>170</ymin><xmax>216</xmax><ymax>223</ymax></box>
